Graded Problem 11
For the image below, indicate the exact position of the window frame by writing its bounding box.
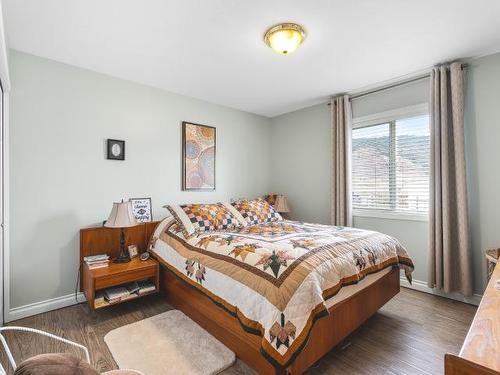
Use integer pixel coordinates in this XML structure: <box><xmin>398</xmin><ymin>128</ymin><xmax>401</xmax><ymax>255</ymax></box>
<box><xmin>351</xmin><ymin>103</ymin><xmax>430</xmax><ymax>222</ymax></box>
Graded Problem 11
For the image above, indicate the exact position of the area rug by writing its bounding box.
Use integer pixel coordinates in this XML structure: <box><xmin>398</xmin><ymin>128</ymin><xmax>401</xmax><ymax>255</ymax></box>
<box><xmin>104</xmin><ymin>310</ymin><xmax>236</xmax><ymax>375</ymax></box>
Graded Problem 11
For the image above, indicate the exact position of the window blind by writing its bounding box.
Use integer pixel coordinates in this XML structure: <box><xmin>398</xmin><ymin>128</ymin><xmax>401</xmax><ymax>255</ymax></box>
<box><xmin>352</xmin><ymin>115</ymin><xmax>430</xmax><ymax>214</ymax></box>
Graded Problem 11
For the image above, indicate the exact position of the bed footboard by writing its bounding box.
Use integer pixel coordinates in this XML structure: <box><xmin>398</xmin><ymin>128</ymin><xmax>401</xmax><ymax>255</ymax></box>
<box><xmin>160</xmin><ymin>264</ymin><xmax>400</xmax><ymax>375</ymax></box>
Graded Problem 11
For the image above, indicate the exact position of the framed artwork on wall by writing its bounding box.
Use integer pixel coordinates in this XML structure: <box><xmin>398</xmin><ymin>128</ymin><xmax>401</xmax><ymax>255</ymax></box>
<box><xmin>182</xmin><ymin>121</ymin><xmax>216</xmax><ymax>191</ymax></box>
<box><xmin>129</xmin><ymin>197</ymin><xmax>152</xmax><ymax>222</ymax></box>
<box><xmin>107</xmin><ymin>139</ymin><xmax>125</xmax><ymax>160</ymax></box>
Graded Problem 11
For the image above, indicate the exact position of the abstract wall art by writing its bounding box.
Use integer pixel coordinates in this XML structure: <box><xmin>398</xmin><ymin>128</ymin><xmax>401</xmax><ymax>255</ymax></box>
<box><xmin>182</xmin><ymin>122</ymin><xmax>216</xmax><ymax>191</ymax></box>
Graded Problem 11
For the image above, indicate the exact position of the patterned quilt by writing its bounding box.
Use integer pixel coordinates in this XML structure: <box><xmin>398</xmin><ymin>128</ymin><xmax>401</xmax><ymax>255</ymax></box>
<box><xmin>150</xmin><ymin>219</ymin><xmax>414</xmax><ymax>369</ymax></box>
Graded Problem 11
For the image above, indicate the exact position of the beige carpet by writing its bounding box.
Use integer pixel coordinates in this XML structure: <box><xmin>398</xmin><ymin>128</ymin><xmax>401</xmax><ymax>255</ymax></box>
<box><xmin>104</xmin><ymin>310</ymin><xmax>236</xmax><ymax>375</ymax></box>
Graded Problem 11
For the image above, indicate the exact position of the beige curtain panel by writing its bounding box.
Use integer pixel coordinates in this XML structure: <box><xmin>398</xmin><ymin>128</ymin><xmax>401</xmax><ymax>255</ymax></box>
<box><xmin>331</xmin><ymin>95</ymin><xmax>352</xmax><ymax>227</ymax></box>
<box><xmin>428</xmin><ymin>62</ymin><xmax>472</xmax><ymax>295</ymax></box>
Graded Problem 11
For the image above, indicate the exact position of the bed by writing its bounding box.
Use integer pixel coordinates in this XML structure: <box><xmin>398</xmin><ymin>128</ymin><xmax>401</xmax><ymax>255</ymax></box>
<box><xmin>149</xmin><ymin>216</ymin><xmax>414</xmax><ymax>375</ymax></box>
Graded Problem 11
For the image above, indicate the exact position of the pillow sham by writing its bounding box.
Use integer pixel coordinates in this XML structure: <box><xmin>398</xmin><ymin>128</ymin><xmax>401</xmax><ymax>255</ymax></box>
<box><xmin>165</xmin><ymin>202</ymin><xmax>244</xmax><ymax>236</ymax></box>
<box><xmin>231</xmin><ymin>198</ymin><xmax>282</xmax><ymax>226</ymax></box>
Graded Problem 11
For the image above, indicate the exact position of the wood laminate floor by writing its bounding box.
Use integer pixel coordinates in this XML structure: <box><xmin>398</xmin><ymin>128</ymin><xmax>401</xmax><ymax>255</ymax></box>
<box><xmin>0</xmin><ymin>288</ymin><xmax>476</xmax><ymax>375</ymax></box>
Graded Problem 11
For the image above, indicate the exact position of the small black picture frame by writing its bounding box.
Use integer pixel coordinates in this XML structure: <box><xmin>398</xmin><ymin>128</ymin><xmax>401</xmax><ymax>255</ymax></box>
<box><xmin>107</xmin><ymin>139</ymin><xmax>125</xmax><ymax>160</ymax></box>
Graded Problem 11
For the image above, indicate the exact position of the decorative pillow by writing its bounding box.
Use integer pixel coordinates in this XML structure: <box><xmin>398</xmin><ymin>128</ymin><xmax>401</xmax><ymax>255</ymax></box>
<box><xmin>165</xmin><ymin>202</ymin><xmax>244</xmax><ymax>236</ymax></box>
<box><xmin>231</xmin><ymin>198</ymin><xmax>282</xmax><ymax>226</ymax></box>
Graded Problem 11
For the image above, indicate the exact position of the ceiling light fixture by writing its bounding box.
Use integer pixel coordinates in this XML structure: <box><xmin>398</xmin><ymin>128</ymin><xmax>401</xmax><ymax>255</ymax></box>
<box><xmin>264</xmin><ymin>23</ymin><xmax>306</xmax><ymax>55</ymax></box>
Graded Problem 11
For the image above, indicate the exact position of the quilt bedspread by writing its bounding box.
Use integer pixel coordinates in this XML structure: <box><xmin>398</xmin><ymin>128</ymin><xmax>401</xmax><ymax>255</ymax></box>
<box><xmin>150</xmin><ymin>219</ymin><xmax>414</xmax><ymax>368</ymax></box>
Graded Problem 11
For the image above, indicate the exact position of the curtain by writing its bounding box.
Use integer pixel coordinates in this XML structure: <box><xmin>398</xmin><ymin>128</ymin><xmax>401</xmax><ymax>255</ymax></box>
<box><xmin>331</xmin><ymin>95</ymin><xmax>352</xmax><ymax>227</ymax></box>
<box><xmin>428</xmin><ymin>62</ymin><xmax>472</xmax><ymax>295</ymax></box>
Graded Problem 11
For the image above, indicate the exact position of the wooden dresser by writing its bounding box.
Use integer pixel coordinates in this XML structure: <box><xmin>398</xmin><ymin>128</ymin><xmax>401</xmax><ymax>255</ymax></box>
<box><xmin>445</xmin><ymin>262</ymin><xmax>500</xmax><ymax>375</ymax></box>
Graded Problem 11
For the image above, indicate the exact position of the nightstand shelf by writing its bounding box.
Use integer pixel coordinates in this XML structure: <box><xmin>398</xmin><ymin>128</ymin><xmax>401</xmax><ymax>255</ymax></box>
<box><xmin>82</xmin><ymin>257</ymin><xmax>159</xmax><ymax>310</ymax></box>
<box><xmin>93</xmin><ymin>289</ymin><xmax>158</xmax><ymax>310</ymax></box>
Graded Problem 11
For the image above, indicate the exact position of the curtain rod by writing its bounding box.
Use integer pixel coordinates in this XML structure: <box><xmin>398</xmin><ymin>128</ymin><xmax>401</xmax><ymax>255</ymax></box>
<box><xmin>327</xmin><ymin>63</ymin><xmax>468</xmax><ymax>105</ymax></box>
<box><xmin>348</xmin><ymin>74</ymin><xmax>430</xmax><ymax>101</ymax></box>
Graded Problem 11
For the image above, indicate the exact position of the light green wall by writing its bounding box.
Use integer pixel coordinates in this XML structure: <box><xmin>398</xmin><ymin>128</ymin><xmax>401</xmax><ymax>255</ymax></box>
<box><xmin>270</xmin><ymin>103</ymin><xmax>331</xmax><ymax>224</ymax></box>
<box><xmin>464</xmin><ymin>52</ymin><xmax>500</xmax><ymax>295</ymax></box>
<box><xmin>271</xmin><ymin>53</ymin><xmax>500</xmax><ymax>295</ymax></box>
<box><xmin>9</xmin><ymin>50</ymin><xmax>272</xmax><ymax>308</ymax></box>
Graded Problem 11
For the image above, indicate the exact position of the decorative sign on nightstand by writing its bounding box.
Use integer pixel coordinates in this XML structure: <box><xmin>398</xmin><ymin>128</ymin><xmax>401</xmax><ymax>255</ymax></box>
<box><xmin>486</xmin><ymin>248</ymin><xmax>499</xmax><ymax>281</ymax></box>
<box><xmin>129</xmin><ymin>198</ymin><xmax>152</xmax><ymax>223</ymax></box>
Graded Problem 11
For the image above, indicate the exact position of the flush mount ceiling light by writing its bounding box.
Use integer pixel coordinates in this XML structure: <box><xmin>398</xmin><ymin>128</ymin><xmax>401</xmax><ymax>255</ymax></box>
<box><xmin>264</xmin><ymin>23</ymin><xmax>306</xmax><ymax>55</ymax></box>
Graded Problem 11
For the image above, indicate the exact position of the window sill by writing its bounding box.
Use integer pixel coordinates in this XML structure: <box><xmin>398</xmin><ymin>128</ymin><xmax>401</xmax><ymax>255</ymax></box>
<box><xmin>353</xmin><ymin>209</ymin><xmax>429</xmax><ymax>222</ymax></box>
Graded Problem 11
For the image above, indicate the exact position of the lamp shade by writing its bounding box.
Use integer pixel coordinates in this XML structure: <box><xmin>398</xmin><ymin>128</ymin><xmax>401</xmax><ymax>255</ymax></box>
<box><xmin>274</xmin><ymin>195</ymin><xmax>290</xmax><ymax>213</ymax></box>
<box><xmin>104</xmin><ymin>201</ymin><xmax>138</xmax><ymax>228</ymax></box>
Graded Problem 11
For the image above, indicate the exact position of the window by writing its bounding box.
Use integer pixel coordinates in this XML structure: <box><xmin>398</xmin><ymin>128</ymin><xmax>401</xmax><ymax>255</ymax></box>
<box><xmin>352</xmin><ymin>106</ymin><xmax>430</xmax><ymax>218</ymax></box>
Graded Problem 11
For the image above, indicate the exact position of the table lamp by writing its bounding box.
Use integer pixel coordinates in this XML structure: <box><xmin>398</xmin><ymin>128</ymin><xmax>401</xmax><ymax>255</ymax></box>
<box><xmin>104</xmin><ymin>201</ymin><xmax>138</xmax><ymax>263</ymax></box>
<box><xmin>274</xmin><ymin>195</ymin><xmax>290</xmax><ymax>216</ymax></box>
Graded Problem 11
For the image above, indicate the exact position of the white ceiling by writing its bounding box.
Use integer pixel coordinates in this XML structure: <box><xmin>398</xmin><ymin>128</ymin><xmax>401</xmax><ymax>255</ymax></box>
<box><xmin>4</xmin><ymin>0</ymin><xmax>500</xmax><ymax>117</ymax></box>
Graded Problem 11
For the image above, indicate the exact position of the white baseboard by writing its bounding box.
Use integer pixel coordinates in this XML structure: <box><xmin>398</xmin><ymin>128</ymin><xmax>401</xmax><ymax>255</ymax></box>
<box><xmin>400</xmin><ymin>277</ymin><xmax>482</xmax><ymax>306</ymax></box>
<box><xmin>6</xmin><ymin>292</ymin><xmax>86</xmax><ymax>323</ymax></box>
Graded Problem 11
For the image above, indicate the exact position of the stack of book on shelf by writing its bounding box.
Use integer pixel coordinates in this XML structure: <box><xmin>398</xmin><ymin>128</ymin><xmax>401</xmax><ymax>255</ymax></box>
<box><xmin>121</xmin><ymin>281</ymin><xmax>141</xmax><ymax>301</ymax></box>
<box><xmin>94</xmin><ymin>291</ymin><xmax>106</xmax><ymax>308</ymax></box>
<box><xmin>96</xmin><ymin>280</ymin><xmax>156</xmax><ymax>307</ymax></box>
<box><xmin>84</xmin><ymin>254</ymin><xmax>109</xmax><ymax>269</ymax></box>
<box><xmin>138</xmin><ymin>279</ymin><xmax>156</xmax><ymax>294</ymax></box>
<box><xmin>103</xmin><ymin>285</ymin><xmax>131</xmax><ymax>304</ymax></box>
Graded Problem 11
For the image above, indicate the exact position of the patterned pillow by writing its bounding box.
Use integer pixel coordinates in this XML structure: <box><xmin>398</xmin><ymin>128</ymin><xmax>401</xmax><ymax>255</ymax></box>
<box><xmin>165</xmin><ymin>202</ymin><xmax>244</xmax><ymax>236</ymax></box>
<box><xmin>231</xmin><ymin>198</ymin><xmax>282</xmax><ymax>226</ymax></box>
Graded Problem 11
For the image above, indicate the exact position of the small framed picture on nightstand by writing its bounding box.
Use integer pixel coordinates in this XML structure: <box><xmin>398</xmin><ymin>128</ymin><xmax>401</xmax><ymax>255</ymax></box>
<box><xmin>128</xmin><ymin>244</ymin><xmax>139</xmax><ymax>259</ymax></box>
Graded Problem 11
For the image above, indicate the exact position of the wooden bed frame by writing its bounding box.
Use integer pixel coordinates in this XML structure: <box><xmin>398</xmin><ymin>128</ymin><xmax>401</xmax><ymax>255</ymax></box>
<box><xmin>80</xmin><ymin>221</ymin><xmax>400</xmax><ymax>375</ymax></box>
<box><xmin>160</xmin><ymin>262</ymin><xmax>400</xmax><ymax>375</ymax></box>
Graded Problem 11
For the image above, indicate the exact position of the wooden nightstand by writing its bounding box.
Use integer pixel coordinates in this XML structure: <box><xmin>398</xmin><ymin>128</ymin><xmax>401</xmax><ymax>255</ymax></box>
<box><xmin>486</xmin><ymin>248</ymin><xmax>500</xmax><ymax>281</ymax></box>
<box><xmin>82</xmin><ymin>257</ymin><xmax>159</xmax><ymax>310</ymax></box>
<box><xmin>80</xmin><ymin>221</ymin><xmax>161</xmax><ymax>310</ymax></box>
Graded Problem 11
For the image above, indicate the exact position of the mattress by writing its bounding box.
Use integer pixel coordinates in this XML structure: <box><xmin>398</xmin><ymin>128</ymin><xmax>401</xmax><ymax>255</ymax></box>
<box><xmin>152</xmin><ymin>229</ymin><xmax>392</xmax><ymax>310</ymax></box>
